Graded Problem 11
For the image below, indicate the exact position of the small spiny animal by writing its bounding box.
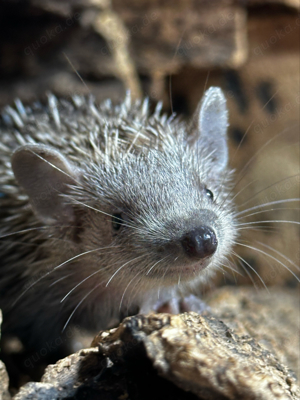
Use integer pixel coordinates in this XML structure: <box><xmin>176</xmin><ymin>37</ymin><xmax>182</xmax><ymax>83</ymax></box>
<box><xmin>0</xmin><ymin>87</ymin><xmax>237</xmax><ymax>352</ymax></box>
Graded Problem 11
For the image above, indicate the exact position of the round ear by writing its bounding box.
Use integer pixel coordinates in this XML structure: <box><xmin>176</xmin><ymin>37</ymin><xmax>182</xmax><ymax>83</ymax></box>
<box><xmin>188</xmin><ymin>87</ymin><xmax>229</xmax><ymax>172</ymax></box>
<box><xmin>11</xmin><ymin>144</ymin><xmax>80</xmax><ymax>224</ymax></box>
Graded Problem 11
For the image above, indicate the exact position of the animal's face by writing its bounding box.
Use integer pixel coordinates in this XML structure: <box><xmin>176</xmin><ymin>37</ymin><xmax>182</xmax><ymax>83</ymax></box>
<box><xmin>75</xmin><ymin>144</ymin><xmax>236</xmax><ymax>288</ymax></box>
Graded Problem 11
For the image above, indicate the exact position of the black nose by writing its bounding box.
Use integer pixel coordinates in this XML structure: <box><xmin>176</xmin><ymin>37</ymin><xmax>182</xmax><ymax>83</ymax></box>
<box><xmin>181</xmin><ymin>226</ymin><xmax>218</xmax><ymax>259</ymax></box>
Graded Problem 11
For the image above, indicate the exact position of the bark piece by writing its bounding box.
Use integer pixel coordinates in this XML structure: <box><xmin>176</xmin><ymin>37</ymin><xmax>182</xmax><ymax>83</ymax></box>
<box><xmin>206</xmin><ymin>287</ymin><xmax>300</xmax><ymax>381</ymax></box>
<box><xmin>0</xmin><ymin>311</ymin><xmax>11</xmax><ymax>400</ymax></box>
<box><xmin>14</xmin><ymin>299</ymin><xmax>300</xmax><ymax>399</ymax></box>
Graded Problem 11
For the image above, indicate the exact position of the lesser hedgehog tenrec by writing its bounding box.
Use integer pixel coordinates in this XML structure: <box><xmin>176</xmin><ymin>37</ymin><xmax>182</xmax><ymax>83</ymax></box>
<box><xmin>0</xmin><ymin>87</ymin><xmax>236</xmax><ymax>351</ymax></box>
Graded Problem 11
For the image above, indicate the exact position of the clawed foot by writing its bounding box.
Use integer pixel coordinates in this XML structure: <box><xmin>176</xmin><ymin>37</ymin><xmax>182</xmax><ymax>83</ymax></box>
<box><xmin>140</xmin><ymin>294</ymin><xmax>210</xmax><ymax>315</ymax></box>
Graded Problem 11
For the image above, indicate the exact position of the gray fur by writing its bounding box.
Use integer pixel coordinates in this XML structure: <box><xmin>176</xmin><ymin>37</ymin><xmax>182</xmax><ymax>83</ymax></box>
<box><xmin>0</xmin><ymin>88</ymin><xmax>237</xmax><ymax>351</ymax></box>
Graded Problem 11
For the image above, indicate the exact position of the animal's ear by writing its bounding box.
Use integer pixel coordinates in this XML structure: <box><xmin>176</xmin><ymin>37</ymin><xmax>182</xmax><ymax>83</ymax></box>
<box><xmin>188</xmin><ymin>87</ymin><xmax>229</xmax><ymax>172</ymax></box>
<box><xmin>11</xmin><ymin>144</ymin><xmax>80</xmax><ymax>224</ymax></box>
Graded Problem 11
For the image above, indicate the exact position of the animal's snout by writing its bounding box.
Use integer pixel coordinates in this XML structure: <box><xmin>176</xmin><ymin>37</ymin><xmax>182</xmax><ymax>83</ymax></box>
<box><xmin>181</xmin><ymin>226</ymin><xmax>217</xmax><ymax>259</ymax></box>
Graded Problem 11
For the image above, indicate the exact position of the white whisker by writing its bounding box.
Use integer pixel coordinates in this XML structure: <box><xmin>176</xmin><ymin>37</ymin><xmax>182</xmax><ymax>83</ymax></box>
<box><xmin>119</xmin><ymin>271</ymin><xmax>143</xmax><ymax>311</ymax></box>
<box><xmin>146</xmin><ymin>256</ymin><xmax>168</xmax><ymax>275</ymax></box>
<box><xmin>62</xmin><ymin>282</ymin><xmax>102</xmax><ymax>333</ymax></box>
<box><xmin>240</xmin><ymin>174</ymin><xmax>300</xmax><ymax>208</ymax></box>
<box><xmin>236</xmin><ymin>220</ymin><xmax>300</xmax><ymax>227</ymax></box>
<box><xmin>70</xmin><ymin>198</ymin><xmax>148</xmax><ymax>234</ymax></box>
<box><xmin>12</xmin><ymin>246</ymin><xmax>105</xmax><ymax>307</ymax></box>
<box><xmin>49</xmin><ymin>273</ymin><xmax>74</xmax><ymax>287</ymax></box>
<box><xmin>237</xmin><ymin>199</ymin><xmax>300</xmax><ymax>217</ymax></box>
<box><xmin>235</xmin><ymin>242</ymin><xmax>300</xmax><ymax>283</ymax></box>
<box><xmin>236</xmin><ymin>207</ymin><xmax>299</xmax><ymax>220</ymax></box>
<box><xmin>255</xmin><ymin>241</ymin><xmax>300</xmax><ymax>272</ymax></box>
<box><xmin>0</xmin><ymin>226</ymin><xmax>47</xmax><ymax>239</ymax></box>
<box><xmin>232</xmin><ymin>250</ymin><xmax>267</xmax><ymax>290</ymax></box>
<box><xmin>106</xmin><ymin>255</ymin><xmax>144</xmax><ymax>287</ymax></box>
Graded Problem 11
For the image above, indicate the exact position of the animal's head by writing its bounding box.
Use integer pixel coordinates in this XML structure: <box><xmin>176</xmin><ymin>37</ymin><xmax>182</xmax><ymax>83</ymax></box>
<box><xmin>11</xmin><ymin>87</ymin><xmax>237</xmax><ymax>290</ymax></box>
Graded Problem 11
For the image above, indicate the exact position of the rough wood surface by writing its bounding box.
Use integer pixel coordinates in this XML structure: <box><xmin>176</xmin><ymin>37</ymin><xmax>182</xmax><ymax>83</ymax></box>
<box><xmin>0</xmin><ymin>311</ymin><xmax>11</xmax><ymax>400</ymax></box>
<box><xmin>13</xmin><ymin>287</ymin><xmax>300</xmax><ymax>400</ymax></box>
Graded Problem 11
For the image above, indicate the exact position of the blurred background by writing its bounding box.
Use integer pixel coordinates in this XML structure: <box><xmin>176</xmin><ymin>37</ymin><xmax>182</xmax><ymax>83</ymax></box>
<box><xmin>0</xmin><ymin>0</ymin><xmax>299</xmax><ymax>289</ymax></box>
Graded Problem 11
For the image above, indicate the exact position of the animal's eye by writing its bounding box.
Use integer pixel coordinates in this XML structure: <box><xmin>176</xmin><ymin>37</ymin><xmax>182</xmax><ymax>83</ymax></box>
<box><xmin>112</xmin><ymin>213</ymin><xmax>123</xmax><ymax>231</ymax></box>
<box><xmin>205</xmin><ymin>189</ymin><xmax>214</xmax><ymax>201</ymax></box>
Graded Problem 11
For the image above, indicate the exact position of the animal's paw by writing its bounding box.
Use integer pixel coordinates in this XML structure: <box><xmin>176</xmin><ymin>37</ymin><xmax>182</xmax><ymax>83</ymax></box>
<box><xmin>178</xmin><ymin>294</ymin><xmax>210</xmax><ymax>313</ymax></box>
<box><xmin>140</xmin><ymin>294</ymin><xmax>210</xmax><ymax>315</ymax></box>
